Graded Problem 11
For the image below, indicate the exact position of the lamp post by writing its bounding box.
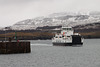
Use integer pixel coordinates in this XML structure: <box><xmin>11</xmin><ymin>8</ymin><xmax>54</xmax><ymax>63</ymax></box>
<box><xmin>15</xmin><ymin>32</ymin><xmax>17</xmax><ymax>41</ymax></box>
<box><xmin>4</xmin><ymin>27</ymin><xmax>8</xmax><ymax>42</ymax></box>
<box><xmin>4</xmin><ymin>28</ymin><xmax>6</xmax><ymax>42</ymax></box>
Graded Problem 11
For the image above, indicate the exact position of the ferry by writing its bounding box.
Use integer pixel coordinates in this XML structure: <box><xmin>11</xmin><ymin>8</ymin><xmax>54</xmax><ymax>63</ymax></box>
<box><xmin>52</xmin><ymin>26</ymin><xmax>83</xmax><ymax>46</ymax></box>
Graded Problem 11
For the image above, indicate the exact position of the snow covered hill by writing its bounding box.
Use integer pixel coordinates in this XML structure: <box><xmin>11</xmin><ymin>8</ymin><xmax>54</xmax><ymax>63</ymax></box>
<box><xmin>10</xmin><ymin>12</ymin><xmax>100</xmax><ymax>30</ymax></box>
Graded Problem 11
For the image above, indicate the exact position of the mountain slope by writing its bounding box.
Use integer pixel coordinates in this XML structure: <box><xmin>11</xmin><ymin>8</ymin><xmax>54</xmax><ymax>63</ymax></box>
<box><xmin>9</xmin><ymin>12</ymin><xmax>100</xmax><ymax>30</ymax></box>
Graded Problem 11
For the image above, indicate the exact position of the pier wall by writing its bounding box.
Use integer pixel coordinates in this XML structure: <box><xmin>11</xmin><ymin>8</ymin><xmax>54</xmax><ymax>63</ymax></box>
<box><xmin>0</xmin><ymin>42</ymin><xmax>31</xmax><ymax>54</ymax></box>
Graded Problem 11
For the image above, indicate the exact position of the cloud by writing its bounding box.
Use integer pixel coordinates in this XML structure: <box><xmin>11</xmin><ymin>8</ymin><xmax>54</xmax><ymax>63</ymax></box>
<box><xmin>0</xmin><ymin>0</ymin><xmax>100</xmax><ymax>27</ymax></box>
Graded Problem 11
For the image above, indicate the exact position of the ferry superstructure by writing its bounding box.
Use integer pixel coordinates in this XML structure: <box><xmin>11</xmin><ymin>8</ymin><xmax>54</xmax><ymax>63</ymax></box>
<box><xmin>52</xmin><ymin>26</ymin><xmax>83</xmax><ymax>46</ymax></box>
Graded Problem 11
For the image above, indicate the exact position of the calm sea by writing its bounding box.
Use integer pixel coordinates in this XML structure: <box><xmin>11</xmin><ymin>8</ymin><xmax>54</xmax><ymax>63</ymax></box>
<box><xmin>0</xmin><ymin>39</ymin><xmax>100</xmax><ymax>67</ymax></box>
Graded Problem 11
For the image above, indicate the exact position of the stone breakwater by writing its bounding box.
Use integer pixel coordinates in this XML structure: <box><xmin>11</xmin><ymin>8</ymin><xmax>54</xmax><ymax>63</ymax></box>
<box><xmin>0</xmin><ymin>42</ymin><xmax>31</xmax><ymax>54</ymax></box>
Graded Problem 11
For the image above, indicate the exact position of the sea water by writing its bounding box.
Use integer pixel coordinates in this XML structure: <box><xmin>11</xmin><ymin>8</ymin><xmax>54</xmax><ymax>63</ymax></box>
<box><xmin>0</xmin><ymin>39</ymin><xmax>100</xmax><ymax>67</ymax></box>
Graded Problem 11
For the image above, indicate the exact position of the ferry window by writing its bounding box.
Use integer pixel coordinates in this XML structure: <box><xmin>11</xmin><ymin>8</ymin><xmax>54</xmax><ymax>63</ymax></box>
<box><xmin>55</xmin><ymin>36</ymin><xmax>58</xmax><ymax>38</ymax></box>
<box><xmin>62</xmin><ymin>28</ymin><xmax>66</xmax><ymax>30</ymax></box>
<box><xmin>62</xmin><ymin>35</ymin><xmax>64</xmax><ymax>37</ymax></box>
<box><xmin>59</xmin><ymin>36</ymin><xmax>62</xmax><ymax>38</ymax></box>
<box><xmin>62</xmin><ymin>28</ymin><xmax>72</xmax><ymax>30</ymax></box>
<box><xmin>67</xmin><ymin>36</ymin><xmax>70</xmax><ymax>37</ymax></box>
<box><xmin>70</xmin><ymin>28</ymin><xmax>72</xmax><ymax>30</ymax></box>
<box><xmin>68</xmin><ymin>28</ymin><xmax>72</xmax><ymax>30</ymax></box>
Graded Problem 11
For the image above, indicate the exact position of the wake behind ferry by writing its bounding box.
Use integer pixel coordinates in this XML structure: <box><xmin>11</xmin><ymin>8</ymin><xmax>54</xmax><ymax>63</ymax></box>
<box><xmin>52</xmin><ymin>26</ymin><xmax>83</xmax><ymax>46</ymax></box>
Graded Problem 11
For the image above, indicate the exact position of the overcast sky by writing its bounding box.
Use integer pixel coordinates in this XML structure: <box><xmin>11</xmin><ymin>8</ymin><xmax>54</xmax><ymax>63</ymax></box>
<box><xmin>0</xmin><ymin>0</ymin><xmax>100</xmax><ymax>27</ymax></box>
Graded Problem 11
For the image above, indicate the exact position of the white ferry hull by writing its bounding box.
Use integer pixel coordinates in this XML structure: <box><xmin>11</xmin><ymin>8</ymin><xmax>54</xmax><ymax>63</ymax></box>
<box><xmin>52</xmin><ymin>35</ymin><xmax>83</xmax><ymax>46</ymax></box>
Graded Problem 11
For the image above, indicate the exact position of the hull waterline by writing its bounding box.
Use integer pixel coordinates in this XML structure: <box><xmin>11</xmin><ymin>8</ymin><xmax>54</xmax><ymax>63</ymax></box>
<box><xmin>53</xmin><ymin>42</ymin><xmax>83</xmax><ymax>46</ymax></box>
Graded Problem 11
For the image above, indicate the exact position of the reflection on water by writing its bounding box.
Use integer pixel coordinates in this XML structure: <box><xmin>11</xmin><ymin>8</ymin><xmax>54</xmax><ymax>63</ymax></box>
<box><xmin>0</xmin><ymin>39</ymin><xmax>100</xmax><ymax>67</ymax></box>
<box><xmin>30</xmin><ymin>40</ymin><xmax>52</xmax><ymax>46</ymax></box>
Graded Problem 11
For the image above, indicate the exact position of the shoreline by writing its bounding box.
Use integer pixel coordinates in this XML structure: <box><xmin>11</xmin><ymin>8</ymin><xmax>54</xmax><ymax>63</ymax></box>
<box><xmin>0</xmin><ymin>37</ymin><xmax>100</xmax><ymax>41</ymax></box>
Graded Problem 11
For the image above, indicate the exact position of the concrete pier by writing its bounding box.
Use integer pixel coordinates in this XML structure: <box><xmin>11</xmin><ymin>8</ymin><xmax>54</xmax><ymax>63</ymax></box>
<box><xmin>0</xmin><ymin>42</ymin><xmax>31</xmax><ymax>54</ymax></box>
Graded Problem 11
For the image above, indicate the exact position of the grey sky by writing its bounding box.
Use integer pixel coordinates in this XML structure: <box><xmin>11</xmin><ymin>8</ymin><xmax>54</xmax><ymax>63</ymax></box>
<box><xmin>0</xmin><ymin>0</ymin><xmax>100</xmax><ymax>27</ymax></box>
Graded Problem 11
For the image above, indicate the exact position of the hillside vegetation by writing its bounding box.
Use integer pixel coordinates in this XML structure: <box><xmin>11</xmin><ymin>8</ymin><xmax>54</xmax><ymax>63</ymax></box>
<box><xmin>0</xmin><ymin>30</ymin><xmax>100</xmax><ymax>41</ymax></box>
